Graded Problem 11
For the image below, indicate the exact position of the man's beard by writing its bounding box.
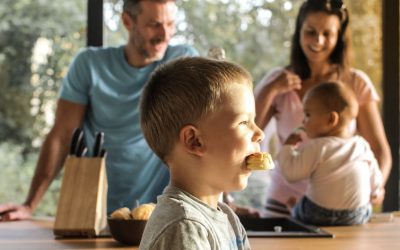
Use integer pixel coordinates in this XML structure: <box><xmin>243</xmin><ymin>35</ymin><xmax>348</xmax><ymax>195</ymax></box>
<box><xmin>132</xmin><ymin>32</ymin><xmax>166</xmax><ymax>60</ymax></box>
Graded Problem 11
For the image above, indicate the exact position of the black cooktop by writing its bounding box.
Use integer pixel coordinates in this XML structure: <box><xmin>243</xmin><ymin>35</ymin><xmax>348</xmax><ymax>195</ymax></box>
<box><xmin>240</xmin><ymin>217</ymin><xmax>334</xmax><ymax>238</ymax></box>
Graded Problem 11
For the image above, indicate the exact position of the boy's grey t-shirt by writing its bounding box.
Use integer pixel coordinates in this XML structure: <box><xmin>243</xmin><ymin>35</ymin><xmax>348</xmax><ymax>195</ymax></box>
<box><xmin>139</xmin><ymin>186</ymin><xmax>250</xmax><ymax>250</ymax></box>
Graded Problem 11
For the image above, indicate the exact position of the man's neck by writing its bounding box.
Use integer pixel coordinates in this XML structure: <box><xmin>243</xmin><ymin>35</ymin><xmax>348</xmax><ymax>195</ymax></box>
<box><xmin>123</xmin><ymin>44</ymin><xmax>151</xmax><ymax>68</ymax></box>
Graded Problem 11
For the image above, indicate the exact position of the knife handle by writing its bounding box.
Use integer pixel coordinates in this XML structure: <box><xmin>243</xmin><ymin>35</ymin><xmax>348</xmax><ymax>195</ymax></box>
<box><xmin>93</xmin><ymin>132</ymin><xmax>104</xmax><ymax>157</ymax></box>
<box><xmin>100</xmin><ymin>149</ymin><xmax>107</xmax><ymax>158</ymax></box>
<box><xmin>69</xmin><ymin>128</ymin><xmax>82</xmax><ymax>155</ymax></box>
<box><xmin>76</xmin><ymin>138</ymin><xmax>87</xmax><ymax>157</ymax></box>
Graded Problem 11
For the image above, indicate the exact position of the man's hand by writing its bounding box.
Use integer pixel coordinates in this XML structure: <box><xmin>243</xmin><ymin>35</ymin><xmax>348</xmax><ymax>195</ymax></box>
<box><xmin>232</xmin><ymin>204</ymin><xmax>261</xmax><ymax>218</ymax></box>
<box><xmin>0</xmin><ymin>203</ymin><xmax>33</xmax><ymax>222</ymax></box>
<box><xmin>222</xmin><ymin>193</ymin><xmax>261</xmax><ymax>218</ymax></box>
<box><xmin>286</xmin><ymin>196</ymin><xmax>297</xmax><ymax>208</ymax></box>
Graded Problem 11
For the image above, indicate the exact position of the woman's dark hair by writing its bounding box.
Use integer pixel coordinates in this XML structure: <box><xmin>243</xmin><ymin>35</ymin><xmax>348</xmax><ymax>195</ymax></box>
<box><xmin>290</xmin><ymin>0</ymin><xmax>351</xmax><ymax>80</ymax></box>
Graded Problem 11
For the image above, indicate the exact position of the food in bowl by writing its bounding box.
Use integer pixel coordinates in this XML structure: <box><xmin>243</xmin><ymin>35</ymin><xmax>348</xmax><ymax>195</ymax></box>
<box><xmin>131</xmin><ymin>203</ymin><xmax>156</xmax><ymax>220</ymax></box>
<box><xmin>110</xmin><ymin>207</ymin><xmax>131</xmax><ymax>220</ymax></box>
<box><xmin>108</xmin><ymin>203</ymin><xmax>156</xmax><ymax>246</ymax></box>
<box><xmin>107</xmin><ymin>217</ymin><xmax>147</xmax><ymax>246</ymax></box>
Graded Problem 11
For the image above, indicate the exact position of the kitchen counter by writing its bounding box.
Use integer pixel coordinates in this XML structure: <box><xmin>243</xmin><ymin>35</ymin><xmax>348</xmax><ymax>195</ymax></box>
<box><xmin>1</xmin><ymin>217</ymin><xmax>399</xmax><ymax>249</ymax></box>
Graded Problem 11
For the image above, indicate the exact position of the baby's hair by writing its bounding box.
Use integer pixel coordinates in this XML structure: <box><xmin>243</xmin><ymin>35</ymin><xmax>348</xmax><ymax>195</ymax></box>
<box><xmin>304</xmin><ymin>81</ymin><xmax>358</xmax><ymax>125</ymax></box>
<box><xmin>140</xmin><ymin>57</ymin><xmax>252</xmax><ymax>162</ymax></box>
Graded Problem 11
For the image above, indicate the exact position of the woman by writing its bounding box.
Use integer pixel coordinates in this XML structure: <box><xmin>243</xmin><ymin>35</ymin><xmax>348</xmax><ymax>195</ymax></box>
<box><xmin>255</xmin><ymin>0</ymin><xmax>391</xmax><ymax>217</ymax></box>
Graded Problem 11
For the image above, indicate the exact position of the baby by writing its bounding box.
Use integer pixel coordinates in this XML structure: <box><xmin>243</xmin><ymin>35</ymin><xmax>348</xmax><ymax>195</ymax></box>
<box><xmin>278</xmin><ymin>81</ymin><xmax>383</xmax><ymax>226</ymax></box>
<box><xmin>139</xmin><ymin>57</ymin><xmax>264</xmax><ymax>249</ymax></box>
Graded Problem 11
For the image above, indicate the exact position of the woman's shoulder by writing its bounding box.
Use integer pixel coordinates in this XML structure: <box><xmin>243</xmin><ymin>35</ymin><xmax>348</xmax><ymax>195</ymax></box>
<box><xmin>345</xmin><ymin>68</ymin><xmax>380</xmax><ymax>103</ymax></box>
<box><xmin>347</xmin><ymin>68</ymin><xmax>373</xmax><ymax>86</ymax></box>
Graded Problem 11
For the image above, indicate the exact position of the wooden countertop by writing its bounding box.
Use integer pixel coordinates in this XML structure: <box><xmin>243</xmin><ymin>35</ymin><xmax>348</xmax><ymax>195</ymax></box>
<box><xmin>0</xmin><ymin>217</ymin><xmax>399</xmax><ymax>249</ymax></box>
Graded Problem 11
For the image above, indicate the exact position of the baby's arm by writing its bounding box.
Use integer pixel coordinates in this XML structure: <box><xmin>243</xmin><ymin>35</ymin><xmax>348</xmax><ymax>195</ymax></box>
<box><xmin>277</xmin><ymin>139</ymin><xmax>319</xmax><ymax>182</ymax></box>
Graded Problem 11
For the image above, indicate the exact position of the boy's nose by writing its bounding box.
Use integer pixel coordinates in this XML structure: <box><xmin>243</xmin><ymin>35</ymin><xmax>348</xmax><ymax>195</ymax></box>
<box><xmin>254</xmin><ymin>125</ymin><xmax>265</xmax><ymax>143</ymax></box>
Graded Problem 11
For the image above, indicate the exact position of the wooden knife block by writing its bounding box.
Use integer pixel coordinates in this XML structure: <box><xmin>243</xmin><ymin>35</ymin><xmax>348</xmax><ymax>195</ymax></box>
<box><xmin>53</xmin><ymin>156</ymin><xmax>107</xmax><ymax>237</ymax></box>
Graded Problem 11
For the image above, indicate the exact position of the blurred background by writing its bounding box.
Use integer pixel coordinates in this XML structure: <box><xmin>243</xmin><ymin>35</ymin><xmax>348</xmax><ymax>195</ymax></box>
<box><xmin>0</xmin><ymin>0</ymin><xmax>393</xmax><ymax>216</ymax></box>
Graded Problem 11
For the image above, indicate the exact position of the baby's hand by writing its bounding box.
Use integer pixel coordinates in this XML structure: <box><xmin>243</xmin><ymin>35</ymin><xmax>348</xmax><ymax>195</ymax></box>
<box><xmin>371</xmin><ymin>186</ymin><xmax>385</xmax><ymax>205</ymax></box>
<box><xmin>284</xmin><ymin>133</ymin><xmax>303</xmax><ymax>146</ymax></box>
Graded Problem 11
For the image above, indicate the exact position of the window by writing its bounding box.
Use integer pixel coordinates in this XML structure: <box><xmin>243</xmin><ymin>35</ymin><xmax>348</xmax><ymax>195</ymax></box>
<box><xmin>1</xmin><ymin>0</ymin><xmax>397</xmax><ymax>217</ymax></box>
<box><xmin>102</xmin><ymin>0</ymin><xmax>394</xmax><ymax>211</ymax></box>
<box><xmin>0</xmin><ymin>0</ymin><xmax>86</xmax><ymax>216</ymax></box>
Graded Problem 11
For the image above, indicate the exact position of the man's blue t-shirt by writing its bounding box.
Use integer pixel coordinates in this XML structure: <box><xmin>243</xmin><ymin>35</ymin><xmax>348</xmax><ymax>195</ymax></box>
<box><xmin>60</xmin><ymin>45</ymin><xmax>198</xmax><ymax>213</ymax></box>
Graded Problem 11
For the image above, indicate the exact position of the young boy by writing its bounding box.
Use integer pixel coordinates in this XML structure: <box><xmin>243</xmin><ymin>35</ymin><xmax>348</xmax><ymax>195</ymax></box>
<box><xmin>139</xmin><ymin>57</ymin><xmax>264</xmax><ymax>249</ymax></box>
<box><xmin>278</xmin><ymin>81</ymin><xmax>383</xmax><ymax>226</ymax></box>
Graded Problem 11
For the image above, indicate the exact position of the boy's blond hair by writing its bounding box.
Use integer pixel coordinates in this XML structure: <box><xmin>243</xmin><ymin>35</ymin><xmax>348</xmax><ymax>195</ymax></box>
<box><xmin>140</xmin><ymin>57</ymin><xmax>253</xmax><ymax>162</ymax></box>
<box><xmin>304</xmin><ymin>81</ymin><xmax>358</xmax><ymax>126</ymax></box>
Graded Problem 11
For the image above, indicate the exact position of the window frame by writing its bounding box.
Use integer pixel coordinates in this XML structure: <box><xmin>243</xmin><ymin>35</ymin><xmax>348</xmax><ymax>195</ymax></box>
<box><xmin>87</xmin><ymin>0</ymin><xmax>103</xmax><ymax>47</ymax></box>
<box><xmin>86</xmin><ymin>0</ymin><xmax>400</xmax><ymax>211</ymax></box>
<box><xmin>382</xmin><ymin>0</ymin><xmax>399</xmax><ymax>211</ymax></box>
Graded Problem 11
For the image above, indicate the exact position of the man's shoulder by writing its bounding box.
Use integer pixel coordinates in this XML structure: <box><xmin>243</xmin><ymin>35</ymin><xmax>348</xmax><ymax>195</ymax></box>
<box><xmin>68</xmin><ymin>46</ymin><xmax>125</xmax><ymax>71</ymax></box>
<box><xmin>75</xmin><ymin>46</ymin><xmax>122</xmax><ymax>60</ymax></box>
<box><xmin>163</xmin><ymin>44</ymin><xmax>199</xmax><ymax>61</ymax></box>
<box><xmin>83</xmin><ymin>45</ymin><xmax>121</xmax><ymax>53</ymax></box>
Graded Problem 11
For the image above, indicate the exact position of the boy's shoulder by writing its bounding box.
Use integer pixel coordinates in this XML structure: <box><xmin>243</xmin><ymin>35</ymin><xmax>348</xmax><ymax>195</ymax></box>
<box><xmin>139</xmin><ymin>187</ymin><xmax>218</xmax><ymax>249</ymax></box>
<box><xmin>140</xmin><ymin>187</ymin><xmax>249</xmax><ymax>249</ymax></box>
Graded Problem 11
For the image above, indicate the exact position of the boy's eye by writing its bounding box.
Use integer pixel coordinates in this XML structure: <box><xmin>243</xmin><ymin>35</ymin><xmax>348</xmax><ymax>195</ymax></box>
<box><xmin>239</xmin><ymin>120</ymin><xmax>249</xmax><ymax>126</ymax></box>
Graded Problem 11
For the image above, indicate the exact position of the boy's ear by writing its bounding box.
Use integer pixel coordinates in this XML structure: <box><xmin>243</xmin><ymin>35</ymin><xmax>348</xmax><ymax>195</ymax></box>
<box><xmin>179</xmin><ymin>125</ymin><xmax>205</xmax><ymax>156</ymax></box>
<box><xmin>328</xmin><ymin>111</ymin><xmax>340</xmax><ymax>127</ymax></box>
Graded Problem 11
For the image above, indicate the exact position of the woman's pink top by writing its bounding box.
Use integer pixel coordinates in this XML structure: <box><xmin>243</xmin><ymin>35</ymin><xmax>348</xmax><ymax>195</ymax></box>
<box><xmin>254</xmin><ymin>67</ymin><xmax>380</xmax><ymax>206</ymax></box>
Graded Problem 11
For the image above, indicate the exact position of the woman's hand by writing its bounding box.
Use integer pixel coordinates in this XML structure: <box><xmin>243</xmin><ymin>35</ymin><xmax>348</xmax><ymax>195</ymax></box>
<box><xmin>255</xmin><ymin>70</ymin><xmax>302</xmax><ymax>129</ymax></box>
<box><xmin>270</xmin><ymin>70</ymin><xmax>302</xmax><ymax>95</ymax></box>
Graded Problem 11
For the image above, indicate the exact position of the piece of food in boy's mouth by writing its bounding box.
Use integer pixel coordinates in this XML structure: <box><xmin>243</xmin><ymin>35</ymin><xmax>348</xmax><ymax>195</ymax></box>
<box><xmin>246</xmin><ymin>152</ymin><xmax>275</xmax><ymax>170</ymax></box>
<box><xmin>131</xmin><ymin>203</ymin><xmax>156</xmax><ymax>220</ymax></box>
<box><xmin>110</xmin><ymin>207</ymin><xmax>132</xmax><ymax>220</ymax></box>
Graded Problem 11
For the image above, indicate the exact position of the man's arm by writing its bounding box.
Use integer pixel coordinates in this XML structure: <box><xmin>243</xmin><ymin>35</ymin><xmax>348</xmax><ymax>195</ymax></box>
<box><xmin>0</xmin><ymin>99</ymin><xmax>86</xmax><ymax>221</ymax></box>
